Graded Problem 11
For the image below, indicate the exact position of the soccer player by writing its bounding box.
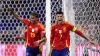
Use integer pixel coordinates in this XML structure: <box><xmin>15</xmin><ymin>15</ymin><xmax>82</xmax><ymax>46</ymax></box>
<box><xmin>49</xmin><ymin>10</ymin><xmax>95</xmax><ymax>56</ymax></box>
<box><xmin>8</xmin><ymin>7</ymin><xmax>46</xmax><ymax>56</ymax></box>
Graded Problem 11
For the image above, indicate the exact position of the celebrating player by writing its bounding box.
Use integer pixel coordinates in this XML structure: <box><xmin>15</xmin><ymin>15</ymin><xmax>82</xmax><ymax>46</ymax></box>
<box><xmin>8</xmin><ymin>7</ymin><xmax>46</xmax><ymax>56</ymax></box>
<box><xmin>49</xmin><ymin>9</ymin><xmax>95</xmax><ymax>56</ymax></box>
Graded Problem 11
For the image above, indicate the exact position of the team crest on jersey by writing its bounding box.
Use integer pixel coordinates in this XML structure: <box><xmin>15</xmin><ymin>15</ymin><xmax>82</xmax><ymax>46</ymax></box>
<box><xmin>63</xmin><ymin>27</ymin><xmax>66</xmax><ymax>32</ymax></box>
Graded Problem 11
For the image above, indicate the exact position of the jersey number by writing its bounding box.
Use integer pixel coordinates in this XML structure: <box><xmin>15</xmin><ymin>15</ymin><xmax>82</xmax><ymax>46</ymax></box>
<box><xmin>31</xmin><ymin>32</ymin><xmax>35</xmax><ymax>38</ymax></box>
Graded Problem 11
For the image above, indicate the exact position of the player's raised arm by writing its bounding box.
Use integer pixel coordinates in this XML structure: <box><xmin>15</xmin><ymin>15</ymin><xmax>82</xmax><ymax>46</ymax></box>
<box><xmin>8</xmin><ymin>7</ymin><xmax>30</xmax><ymax>25</ymax></box>
<box><xmin>8</xmin><ymin>7</ymin><xmax>23</xmax><ymax>21</ymax></box>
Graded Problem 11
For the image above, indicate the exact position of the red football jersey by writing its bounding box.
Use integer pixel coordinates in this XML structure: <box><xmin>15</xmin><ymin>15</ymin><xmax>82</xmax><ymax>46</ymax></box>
<box><xmin>22</xmin><ymin>19</ymin><xmax>45</xmax><ymax>48</ymax></box>
<box><xmin>50</xmin><ymin>21</ymin><xmax>74</xmax><ymax>50</ymax></box>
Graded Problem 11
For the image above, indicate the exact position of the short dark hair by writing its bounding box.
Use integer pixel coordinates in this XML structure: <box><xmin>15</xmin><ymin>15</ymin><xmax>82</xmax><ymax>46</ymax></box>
<box><xmin>56</xmin><ymin>11</ymin><xmax>63</xmax><ymax>15</ymax></box>
<box><xmin>30</xmin><ymin>12</ymin><xmax>40</xmax><ymax>18</ymax></box>
<box><xmin>56</xmin><ymin>8</ymin><xmax>63</xmax><ymax>15</ymax></box>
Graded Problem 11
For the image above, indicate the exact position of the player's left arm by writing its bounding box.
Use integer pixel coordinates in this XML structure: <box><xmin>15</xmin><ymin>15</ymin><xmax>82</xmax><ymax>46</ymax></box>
<box><xmin>74</xmin><ymin>29</ymin><xmax>95</xmax><ymax>44</ymax></box>
<box><xmin>36</xmin><ymin>31</ymin><xmax>46</xmax><ymax>44</ymax></box>
<box><xmin>39</xmin><ymin>25</ymin><xmax>47</xmax><ymax>43</ymax></box>
<box><xmin>69</xmin><ymin>23</ymin><xmax>95</xmax><ymax>44</ymax></box>
<box><xmin>36</xmin><ymin>25</ymin><xmax>46</xmax><ymax>44</ymax></box>
<box><xmin>72</xmin><ymin>27</ymin><xmax>90</xmax><ymax>41</ymax></box>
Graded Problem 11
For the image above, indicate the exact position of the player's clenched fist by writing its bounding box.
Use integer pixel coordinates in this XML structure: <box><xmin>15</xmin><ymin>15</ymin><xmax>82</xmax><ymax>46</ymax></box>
<box><xmin>8</xmin><ymin>7</ymin><xmax>13</xmax><ymax>11</ymax></box>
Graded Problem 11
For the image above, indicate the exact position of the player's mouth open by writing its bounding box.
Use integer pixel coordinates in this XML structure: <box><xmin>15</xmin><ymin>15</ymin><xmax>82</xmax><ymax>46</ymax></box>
<box><xmin>58</xmin><ymin>20</ymin><xmax>62</xmax><ymax>21</ymax></box>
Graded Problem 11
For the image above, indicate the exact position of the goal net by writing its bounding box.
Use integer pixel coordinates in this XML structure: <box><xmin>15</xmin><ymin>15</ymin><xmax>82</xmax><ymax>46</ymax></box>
<box><xmin>62</xmin><ymin>0</ymin><xmax>100</xmax><ymax>56</ymax></box>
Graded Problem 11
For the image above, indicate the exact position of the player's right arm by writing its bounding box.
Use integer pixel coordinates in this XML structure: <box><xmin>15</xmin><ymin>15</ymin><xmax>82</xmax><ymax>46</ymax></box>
<box><xmin>8</xmin><ymin>7</ymin><xmax>23</xmax><ymax>21</ymax></box>
<box><xmin>8</xmin><ymin>7</ymin><xmax>30</xmax><ymax>25</ymax></box>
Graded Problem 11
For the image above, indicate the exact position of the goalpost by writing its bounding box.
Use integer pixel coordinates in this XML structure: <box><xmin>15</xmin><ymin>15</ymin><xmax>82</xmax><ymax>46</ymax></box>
<box><xmin>62</xmin><ymin>0</ymin><xmax>75</xmax><ymax>56</ymax></box>
<box><xmin>46</xmin><ymin>0</ymin><xmax>51</xmax><ymax>56</ymax></box>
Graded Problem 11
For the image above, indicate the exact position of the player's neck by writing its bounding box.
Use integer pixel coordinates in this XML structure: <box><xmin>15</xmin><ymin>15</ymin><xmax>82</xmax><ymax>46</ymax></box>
<box><xmin>57</xmin><ymin>21</ymin><xmax>63</xmax><ymax>25</ymax></box>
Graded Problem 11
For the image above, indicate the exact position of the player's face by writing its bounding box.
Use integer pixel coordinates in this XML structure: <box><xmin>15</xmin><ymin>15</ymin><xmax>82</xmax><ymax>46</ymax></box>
<box><xmin>30</xmin><ymin>15</ymin><xmax>38</xmax><ymax>24</ymax></box>
<box><xmin>56</xmin><ymin>14</ymin><xmax>64</xmax><ymax>22</ymax></box>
